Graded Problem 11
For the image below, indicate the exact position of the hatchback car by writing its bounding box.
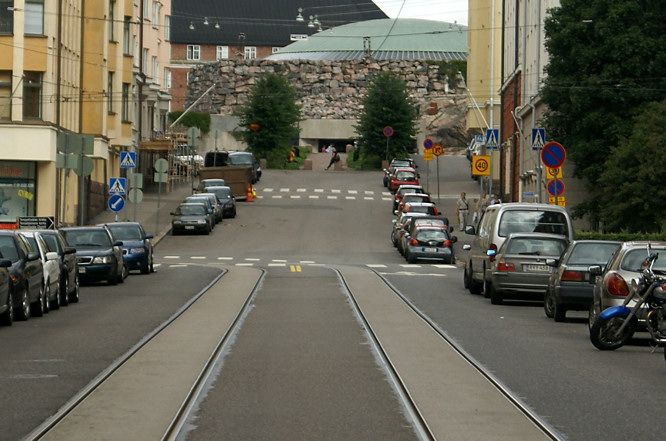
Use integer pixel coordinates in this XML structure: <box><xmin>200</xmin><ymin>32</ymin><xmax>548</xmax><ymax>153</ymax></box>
<box><xmin>19</xmin><ymin>230</ymin><xmax>62</xmax><ymax>311</ymax></box>
<box><xmin>383</xmin><ymin>158</ymin><xmax>416</xmax><ymax>187</ymax></box>
<box><xmin>395</xmin><ymin>193</ymin><xmax>432</xmax><ymax>215</ymax></box>
<box><xmin>0</xmin><ymin>230</ymin><xmax>44</xmax><ymax>320</ymax></box>
<box><xmin>393</xmin><ymin>184</ymin><xmax>425</xmax><ymax>212</ymax></box>
<box><xmin>401</xmin><ymin>202</ymin><xmax>439</xmax><ymax>216</ymax></box>
<box><xmin>485</xmin><ymin>232</ymin><xmax>569</xmax><ymax>305</ymax></box>
<box><xmin>171</xmin><ymin>203</ymin><xmax>212</xmax><ymax>235</ymax></box>
<box><xmin>0</xmin><ymin>258</ymin><xmax>14</xmax><ymax>326</ymax></box>
<box><xmin>36</xmin><ymin>229</ymin><xmax>79</xmax><ymax>305</ymax></box>
<box><xmin>403</xmin><ymin>225</ymin><xmax>457</xmax><ymax>264</ymax></box>
<box><xmin>61</xmin><ymin>226</ymin><xmax>126</xmax><ymax>285</ymax></box>
<box><xmin>205</xmin><ymin>186</ymin><xmax>237</xmax><ymax>218</ymax></box>
<box><xmin>389</xmin><ymin>168</ymin><xmax>419</xmax><ymax>193</ymax></box>
<box><xmin>588</xmin><ymin>241</ymin><xmax>666</xmax><ymax>329</ymax></box>
<box><xmin>104</xmin><ymin>222</ymin><xmax>154</xmax><ymax>274</ymax></box>
<box><xmin>544</xmin><ymin>240</ymin><xmax>621</xmax><ymax>321</ymax></box>
<box><xmin>391</xmin><ymin>212</ymin><xmax>429</xmax><ymax>252</ymax></box>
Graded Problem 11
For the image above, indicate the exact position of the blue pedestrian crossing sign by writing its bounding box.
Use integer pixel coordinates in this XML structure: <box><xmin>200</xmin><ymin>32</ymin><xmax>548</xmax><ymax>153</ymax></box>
<box><xmin>485</xmin><ymin>129</ymin><xmax>499</xmax><ymax>150</ymax></box>
<box><xmin>532</xmin><ymin>128</ymin><xmax>545</xmax><ymax>151</ymax></box>
<box><xmin>108</xmin><ymin>194</ymin><xmax>125</xmax><ymax>212</ymax></box>
<box><xmin>109</xmin><ymin>177</ymin><xmax>127</xmax><ymax>195</ymax></box>
<box><xmin>120</xmin><ymin>151</ymin><xmax>136</xmax><ymax>168</ymax></box>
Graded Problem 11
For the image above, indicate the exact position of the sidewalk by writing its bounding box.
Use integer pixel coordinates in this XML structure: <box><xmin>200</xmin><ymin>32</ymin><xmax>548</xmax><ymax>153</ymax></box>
<box><xmin>89</xmin><ymin>179</ymin><xmax>195</xmax><ymax>246</ymax></box>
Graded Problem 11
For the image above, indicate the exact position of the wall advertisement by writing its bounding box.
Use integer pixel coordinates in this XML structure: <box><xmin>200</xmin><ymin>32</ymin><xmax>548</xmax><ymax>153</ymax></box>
<box><xmin>0</xmin><ymin>161</ymin><xmax>36</xmax><ymax>228</ymax></box>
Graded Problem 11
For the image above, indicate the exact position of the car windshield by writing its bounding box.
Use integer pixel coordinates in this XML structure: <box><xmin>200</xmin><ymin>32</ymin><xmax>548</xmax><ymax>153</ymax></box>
<box><xmin>177</xmin><ymin>205</ymin><xmax>206</xmax><ymax>215</ymax></box>
<box><xmin>395</xmin><ymin>171</ymin><xmax>416</xmax><ymax>181</ymax></box>
<box><xmin>620</xmin><ymin>248</ymin><xmax>666</xmax><ymax>272</ymax></box>
<box><xmin>107</xmin><ymin>224</ymin><xmax>143</xmax><ymax>240</ymax></box>
<box><xmin>567</xmin><ymin>242</ymin><xmax>620</xmax><ymax>265</ymax></box>
<box><xmin>209</xmin><ymin>187</ymin><xmax>232</xmax><ymax>199</ymax></box>
<box><xmin>0</xmin><ymin>236</ymin><xmax>18</xmax><ymax>262</ymax></box>
<box><xmin>505</xmin><ymin>237</ymin><xmax>567</xmax><ymax>256</ymax></box>
<box><xmin>403</xmin><ymin>195</ymin><xmax>428</xmax><ymax>203</ymax></box>
<box><xmin>414</xmin><ymin>218</ymin><xmax>446</xmax><ymax>227</ymax></box>
<box><xmin>185</xmin><ymin>197</ymin><xmax>209</xmax><ymax>207</ymax></box>
<box><xmin>407</xmin><ymin>205</ymin><xmax>436</xmax><ymax>215</ymax></box>
<box><xmin>498</xmin><ymin>210</ymin><xmax>569</xmax><ymax>237</ymax></box>
<box><xmin>229</xmin><ymin>154</ymin><xmax>253</xmax><ymax>166</ymax></box>
<box><xmin>63</xmin><ymin>230</ymin><xmax>111</xmax><ymax>247</ymax></box>
<box><xmin>201</xmin><ymin>179</ymin><xmax>225</xmax><ymax>189</ymax></box>
<box><xmin>415</xmin><ymin>229</ymin><xmax>447</xmax><ymax>241</ymax></box>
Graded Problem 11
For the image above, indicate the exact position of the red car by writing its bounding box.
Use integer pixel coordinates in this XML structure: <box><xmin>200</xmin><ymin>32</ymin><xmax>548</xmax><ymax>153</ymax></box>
<box><xmin>389</xmin><ymin>167</ymin><xmax>419</xmax><ymax>193</ymax></box>
<box><xmin>395</xmin><ymin>193</ymin><xmax>432</xmax><ymax>215</ymax></box>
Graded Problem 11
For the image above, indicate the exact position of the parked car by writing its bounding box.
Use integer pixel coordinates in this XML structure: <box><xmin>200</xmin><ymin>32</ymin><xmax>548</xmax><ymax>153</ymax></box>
<box><xmin>463</xmin><ymin>202</ymin><xmax>575</xmax><ymax>296</ymax></box>
<box><xmin>383</xmin><ymin>158</ymin><xmax>416</xmax><ymax>187</ymax></box>
<box><xmin>36</xmin><ymin>229</ymin><xmax>79</xmax><ymax>305</ymax></box>
<box><xmin>588</xmin><ymin>241</ymin><xmax>666</xmax><ymax>329</ymax></box>
<box><xmin>389</xmin><ymin>167</ymin><xmax>419</xmax><ymax>193</ymax></box>
<box><xmin>0</xmin><ymin>230</ymin><xmax>45</xmax><ymax>320</ymax></box>
<box><xmin>183</xmin><ymin>195</ymin><xmax>217</xmax><ymax>228</ymax></box>
<box><xmin>391</xmin><ymin>212</ymin><xmax>429</xmax><ymax>251</ymax></box>
<box><xmin>18</xmin><ymin>230</ymin><xmax>62</xmax><ymax>311</ymax></box>
<box><xmin>61</xmin><ymin>226</ymin><xmax>126</xmax><ymax>285</ymax></box>
<box><xmin>104</xmin><ymin>222</ymin><xmax>154</xmax><ymax>274</ymax></box>
<box><xmin>194</xmin><ymin>178</ymin><xmax>226</xmax><ymax>193</ymax></box>
<box><xmin>393</xmin><ymin>184</ymin><xmax>425</xmax><ymax>212</ymax></box>
<box><xmin>171</xmin><ymin>203</ymin><xmax>212</xmax><ymax>235</ymax></box>
<box><xmin>544</xmin><ymin>240</ymin><xmax>621</xmax><ymax>321</ymax></box>
<box><xmin>0</xmin><ymin>258</ymin><xmax>14</xmax><ymax>325</ymax></box>
<box><xmin>398</xmin><ymin>216</ymin><xmax>451</xmax><ymax>256</ymax></box>
<box><xmin>401</xmin><ymin>202</ymin><xmax>438</xmax><ymax>216</ymax></box>
<box><xmin>485</xmin><ymin>232</ymin><xmax>569</xmax><ymax>305</ymax></box>
<box><xmin>395</xmin><ymin>193</ymin><xmax>432</xmax><ymax>215</ymax></box>
<box><xmin>228</xmin><ymin>151</ymin><xmax>261</xmax><ymax>183</ymax></box>
<box><xmin>206</xmin><ymin>185</ymin><xmax>237</xmax><ymax>218</ymax></box>
<box><xmin>197</xmin><ymin>193</ymin><xmax>224</xmax><ymax>223</ymax></box>
<box><xmin>403</xmin><ymin>225</ymin><xmax>457</xmax><ymax>264</ymax></box>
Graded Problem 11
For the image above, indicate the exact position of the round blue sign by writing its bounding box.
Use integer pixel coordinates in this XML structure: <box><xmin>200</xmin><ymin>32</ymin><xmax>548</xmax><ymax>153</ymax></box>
<box><xmin>423</xmin><ymin>138</ymin><xmax>434</xmax><ymax>149</ymax></box>
<box><xmin>541</xmin><ymin>142</ymin><xmax>566</xmax><ymax>168</ymax></box>
<box><xmin>383</xmin><ymin>126</ymin><xmax>394</xmax><ymax>137</ymax></box>
<box><xmin>108</xmin><ymin>194</ymin><xmax>125</xmax><ymax>212</ymax></box>
<box><xmin>547</xmin><ymin>179</ymin><xmax>565</xmax><ymax>197</ymax></box>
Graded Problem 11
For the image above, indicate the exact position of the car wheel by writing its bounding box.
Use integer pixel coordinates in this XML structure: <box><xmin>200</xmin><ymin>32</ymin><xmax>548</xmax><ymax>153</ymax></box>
<box><xmin>543</xmin><ymin>290</ymin><xmax>555</xmax><ymax>318</ymax></box>
<box><xmin>488</xmin><ymin>281</ymin><xmax>503</xmax><ymax>305</ymax></box>
<box><xmin>69</xmin><ymin>274</ymin><xmax>80</xmax><ymax>303</ymax></box>
<box><xmin>553</xmin><ymin>302</ymin><xmax>567</xmax><ymax>322</ymax></box>
<box><xmin>0</xmin><ymin>291</ymin><xmax>13</xmax><ymax>326</ymax></box>
<box><xmin>141</xmin><ymin>258</ymin><xmax>150</xmax><ymax>274</ymax></box>
<box><xmin>32</xmin><ymin>283</ymin><xmax>45</xmax><ymax>317</ymax></box>
<box><xmin>231</xmin><ymin>209</ymin><xmax>236</xmax><ymax>218</ymax></box>
<box><xmin>60</xmin><ymin>277</ymin><xmax>69</xmax><ymax>306</ymax></box>
<box><xmin>149</xmin><ymin>253</ymin><xmax>155</xmax><ymax>273</ymax></box>
<box><xmin>16</xmin><ymin>285</ymin><xmax>31</xmax><ymax>321</ymax></box>
<box><xmin>406</xmin><ymin>253</ymin><xmax>417</xmax><ymax>264</ymax></box>
<box><xmin>107</xmin><ymin>262</ymin><xmax>119</xmax><ymax>285</ymax></box>
<box><xmin>119</xmin><ymin>263</ymin><xmax>128</xmax><ymax>283</ymax></box>
<box><xmin>50</xmin><ymin>283</ymin><xmax>60</xmax><ymax>310</ymax></box>
<box><xmin>466</xmin><ymin>264</ymin><xmax>483</xmax><ymax>295</ymax></box>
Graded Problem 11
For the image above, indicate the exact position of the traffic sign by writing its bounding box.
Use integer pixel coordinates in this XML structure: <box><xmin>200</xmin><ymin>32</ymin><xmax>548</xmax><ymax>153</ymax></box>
<box><xmin>108</xmin><ymin>194</ymin><xmax>125</xmax><ymax>212</ymax></box>
<box><xmin>109</xmin><ymin>177</ymin><xmax>127</xmax><ymax>195</ymax></box>
<box><xmin>541</xmin><ymin>142</ymin><xmax>566</xmax><ymax>168</ymax></box>
<box><xmin>472</xmin><ymin>156</ymin><xmax>490</xmax><ymax>176</ymax></box>
<box><xmin>383</xmin><ymin>126</ymin><xmax>394</xmax><ymax>137</ymax></box>
<box><xmin>423</xmin><ymin>149</ymin><xmax>433</xmax><ymax>161</ymax></box>
<box><xmin>423</xmin><ymin>138</ymin><xmax>434</xmax><ymax>150</ymax></box>
<box><xmin>546</xmin><ymin>179</ymin><xmax>565</xmax><ymax>197</ymax></box>
<box><xmin>433</xmin><ymin>144</ymin><xmax>443</xmax><ymax>156</ymax></box>
<box><xmin>485</xmin><ymin>129</ymin><xmax>499</xmax><ymax>150</ymax></box>
<box><xmin>545</xmin><ymin>167</ymin><xmax>563</xmax><ymax>179</ymax></box>
<box><xmin>531</xmin><ymin>128</ymin><xmax>545</xmax><ymax>151</ymax></box>
<box><xmin>120</xmin><ymin>151</ymin><xmax>136</xmax><ymax>168</ymax></box>
<box><xmin>18</xmin><ymin>216</ymin><xmax>55</xmax><ymax>230</ymax></box>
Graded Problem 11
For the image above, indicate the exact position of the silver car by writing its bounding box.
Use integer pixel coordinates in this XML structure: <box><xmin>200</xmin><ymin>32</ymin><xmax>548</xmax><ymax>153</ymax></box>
<box><xmin>403</xmin><ymin>225</ymin><xmax>457</xmax><ymax>264</ymax></box>
<box><xmin>486</xmin><ymin>232</ymin><xmax>569</xmax><ymax>305</ymax></box>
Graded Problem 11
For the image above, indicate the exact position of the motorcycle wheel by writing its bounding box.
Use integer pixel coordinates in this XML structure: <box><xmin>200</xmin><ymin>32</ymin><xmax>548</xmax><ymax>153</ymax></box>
<box><xmin>589</xmin><ymin>315</ymin><xmax>637</xmax><ymax>350</ymax></box>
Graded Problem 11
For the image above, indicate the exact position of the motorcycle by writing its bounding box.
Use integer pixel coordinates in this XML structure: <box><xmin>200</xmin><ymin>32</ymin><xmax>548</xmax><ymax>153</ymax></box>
<box><xmin>589</xmin><ymin>248</ymin><xmax>666</xmax><ymax>363</ymax></box>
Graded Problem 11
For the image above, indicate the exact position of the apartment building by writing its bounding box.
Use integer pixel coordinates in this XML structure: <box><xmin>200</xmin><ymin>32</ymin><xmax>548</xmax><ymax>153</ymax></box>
<box><xmin>0</xmin><ymin>0</ymin><xmax>171</xmax><ymax>228</ymax></box>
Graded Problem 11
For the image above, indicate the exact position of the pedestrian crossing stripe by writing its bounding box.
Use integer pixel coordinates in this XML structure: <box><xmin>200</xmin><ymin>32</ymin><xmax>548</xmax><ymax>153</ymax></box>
<box><xmin>120</xmin><ymin>152</ymin><xmax>136</xmax><ymax>168</ymax></box>
<box><xmin>109</xmin><ymin>177</ymin><xmax>126</xmax><ymax>195</ymax></box>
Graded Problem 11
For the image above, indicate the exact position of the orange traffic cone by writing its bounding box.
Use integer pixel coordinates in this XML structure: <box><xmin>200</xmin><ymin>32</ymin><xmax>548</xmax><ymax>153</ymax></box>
<box><xmin>247</xmin><ymin>184</ymin><xmax>253</xmax><ymax>202</ymax></box>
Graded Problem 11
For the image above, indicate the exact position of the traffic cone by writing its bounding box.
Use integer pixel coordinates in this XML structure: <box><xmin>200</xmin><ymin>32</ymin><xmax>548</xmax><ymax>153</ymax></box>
<box><xmin>247</xmin><ymin>184</ymin><xmax>253</xmax><ymax>202</ymax></box>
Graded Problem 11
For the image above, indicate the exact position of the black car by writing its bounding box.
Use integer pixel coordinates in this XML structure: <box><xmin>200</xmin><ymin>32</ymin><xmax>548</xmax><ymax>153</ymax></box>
<box><xmin>228</xmin><ymin>151</ymin><xmax>261</xmax><ymax>183</ymax></box>
<box><xmin>0</xmin><ymin>230</ymin><xmax>45</xmax><ymax>320</ymax></box>
<box><xmin>61</xmin><ymin>226</ymin><xmax>126</xmax><ymax>285</ymax></box>
<box><xmin>104</xmin><ymin>222</ymin><xmax>154</xmax><ymax>274</ymax></box>
<box><xmin>0</xmin><ymin>257</ymin><xmax>13</xmax><ymax>326</ymax></box>
<box><xmin>35</xmin><ymin>229</ymin><xmax>79</xmax><ymax>304</ymax></box>
<box><xmin>205</xmin><ymin>186</ymin><xmax>237</xmax><ymax>218</ymax></box>
<box><xmin>171</xmin><ymin>203</ymin><xmax>212</xmax><ymax>235</ymax></box>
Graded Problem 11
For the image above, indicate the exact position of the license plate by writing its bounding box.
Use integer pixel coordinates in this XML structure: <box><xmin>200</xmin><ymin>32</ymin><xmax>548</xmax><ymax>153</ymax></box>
<box><xmin>185</xmin><ymin>226</ymin><xmax>195</xmax><ymax>230</ymax></box>
<box><xmin>423</xmin><ymin>247</ymin><xmax>438</xmax><ymax>253</ymax></box>
<box><xmin>524</xmin><ymin>264</ymin><xmax>549</xmax><ymax>272</ymax></box>
<box><xmin>78</xmin><ymin>267</ymin><xmax>86</xmax><ymax>274</ymax></box>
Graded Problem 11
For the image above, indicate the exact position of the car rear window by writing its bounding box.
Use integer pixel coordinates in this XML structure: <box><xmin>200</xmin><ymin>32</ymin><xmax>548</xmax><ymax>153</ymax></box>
<box><xmin>498</xmin><ymin>210</ymin><xmax>569</xmax><ymax>237</ymax></box>
<box><xmin>506</xmin><ymin>237</ymin><xmax>567</xmax><ymax>256</ymax></box>
<box><xmin>395</xmin><ymin>171</ymin><xmax>416</xmax><ymax>181</ymax></box>
<box><xmin>107</xmin><ymin>224</ymin><xmax>143</xmax><ymax>240</ymax></box>
<box><xmin>620</xmin><ymin>248</ymin><xmax>666</xmax><ymax>272</ymax></box>
<box><xmin>568</xmin><ymin>243</ymin><xmax>620</xmax><ymax>265</ymax></box>
<box><xmin>0</xmin><ymin>236</ymin><xmax>18</xmax><ymax>262</ymax></box>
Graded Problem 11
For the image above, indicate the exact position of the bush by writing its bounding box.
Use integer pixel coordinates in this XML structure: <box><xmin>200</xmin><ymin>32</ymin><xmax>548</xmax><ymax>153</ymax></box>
<box><xmin>574</xmin><ymin>231</ymin><xmax>666</xmax><ymax>241</ymax></box>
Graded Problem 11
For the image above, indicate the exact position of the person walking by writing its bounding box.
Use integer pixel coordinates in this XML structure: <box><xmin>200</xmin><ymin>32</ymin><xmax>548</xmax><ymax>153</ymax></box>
<box><xmin>490</xmin><ymin>193</ymin><xmax>502</xmax><ymax>205</ymax></box>
<box><xmin>456</xmin><ymin>192</ymin><xmax>470</xmax><ymax>229</ymax></box>
<box><xmin>473</xmin><ymin>192</ymin><xmax>488</xmax><ymax>224</ymax></box>
<box><xmin>325</xmin><ymin>148</ymin><xmax>339</xmax><ymax>170</ymax></box>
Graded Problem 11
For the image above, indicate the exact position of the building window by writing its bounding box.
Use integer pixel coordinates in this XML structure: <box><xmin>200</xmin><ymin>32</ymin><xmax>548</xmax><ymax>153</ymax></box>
<box><xmin>143</xmin><ymin>0</ymin><xmax>150</xmax><ymax>19</ymax></box>
<box><xmin>244</xmin><ymin>46</ymin><xmax>257</xmax><ymax>60</ymax></box>
<box><xmin>23</xmin><ymin>72</ymin><xmax>42</xmax><ymax>119</ymax></box>
<box><xmin>152</xmin><ymin>1</ymin><xmax>159</xmax><ymax>28</ymax></box>
<box><xmin>216</xmin><ymin>45</ymin><xmax>229</xmax><ymax>60</ymax></box>
<box><xmin>108</xmin><ymin>1</ymin><xmax>115</xmax><ymax>41</ymax></box>
<box><xmin>272</xmin><ymin>47</ymin><xmax>281</xmax><ymax>54</ymax></box>
<box><xmin>143</xmin><ymin>48</ymin><xmax>149</xmax><ymax>72</ymax></box>
<box><xmin>0</xmin><ymin>70</ymin><xmax>11</xmax><ymax>119</ymax></box>
<box><xmin>0</xmin><ymin>161</ymin><xmax>36</xmax><ymax>223</ymax></box>
<box><xmin>123</xmin><ymin>16</ymin><xmax>131</xmax><ymax>55</ymax></box>
<box><xmin>152</xmin><ymin>56</ymin><xmax>157</xmax><ymax>80</ymax></box>
<box><xmin>121</xmin><ymin>83</ymin><xmax>129</xmax><ymax>121</ymax></box>
<box><xmin>164</xmin><ymin>68</ymin><xmax>171</xmax><ymax>89</ymax></box>
<box><xmin>0</xmin><ymin>1</ymin><xmax>12</xmax><ymax>34</ymax></box>
<box><xmin>107</xmin><ymin>72</ymin><xmax>114</xmax><ymax>113</ymax></box>
<box><xmin>187</xmin><ymin>45</ymin><xmax>200</xmax><ymax>61</ymax></box>
<box><xmin>25</xmin><ymin>1</ymin><xmax>44</xmax><ymax>35</ymax></box>
<box><xmin>164</xmin><ymin>15</ymin><xmax>170</xmax><ymax>41</ymax></box>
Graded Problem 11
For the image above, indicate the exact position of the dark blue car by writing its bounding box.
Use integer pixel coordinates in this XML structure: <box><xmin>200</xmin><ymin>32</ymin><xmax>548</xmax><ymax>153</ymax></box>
<box><xmin>104</xmin><ymin>222</ymin><xmax>154</xmax><ymax>274</ymax></box>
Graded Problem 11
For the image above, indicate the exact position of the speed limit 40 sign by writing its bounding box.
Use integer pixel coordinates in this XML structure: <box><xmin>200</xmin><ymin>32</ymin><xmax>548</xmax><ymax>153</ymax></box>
<box><xmin>472</xmin><ymin>156</ymin><xmax>491</xmax><ymax>176</ymax></box>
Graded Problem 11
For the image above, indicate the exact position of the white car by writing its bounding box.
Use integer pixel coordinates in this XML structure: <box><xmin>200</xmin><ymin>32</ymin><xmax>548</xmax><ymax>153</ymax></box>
<box><xmin>19</xmin><ymin>231</ymin><xmax>61</xmax><ymax>312</ymax></box>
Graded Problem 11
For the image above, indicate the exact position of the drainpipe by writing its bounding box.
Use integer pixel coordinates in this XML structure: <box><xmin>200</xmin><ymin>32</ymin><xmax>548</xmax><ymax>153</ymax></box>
<box><xmin>529</xmin><ymin>100</ymin><xmax>541</xmax><ymax>203</ymax></box>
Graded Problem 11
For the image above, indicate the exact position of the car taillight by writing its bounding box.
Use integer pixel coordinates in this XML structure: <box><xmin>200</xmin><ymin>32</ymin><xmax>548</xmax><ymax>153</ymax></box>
<box><xmin>497</xmin><ymin>261</ymin><xmax>515</xmax><ymax>271</ymax></box>
<box><xmin>488</xmin><ymin>243</ymin><xmax>498</xmax><ymax>262</ymax></box>
<box><xmin>410</xmin><ymin>238</ymin><xmax>418</xmax><ymax>246</ymax></box>
<box><xmin>443</xmin><ymin>239</ymin><xmax>451</xmax><ymax>247</ymax></box>
<box><xmin>606</xmin><ymin>272</ymin><xmax>629</xmax><ymax>296</ymax></box>
<box><xmin>561</xmin><ymin>270</ymin><xmax>584</xmax><ymax>282</ymax></box>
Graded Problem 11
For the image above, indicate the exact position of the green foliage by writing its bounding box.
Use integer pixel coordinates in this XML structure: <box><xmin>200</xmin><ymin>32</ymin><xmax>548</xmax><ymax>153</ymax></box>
<box><xmin>354</xmin><ymin>72</ymin><xmax>418</xmax><ymax>169</ymax></box>
<box><xmin>166</xmin><ymin>111</ymin><xmax>211</xmax><ymax>134</ymax></box>
<box><xmin>233</xmin><ymin>72</ymin><xmax>302</xmax><ymax>161</ymax></box>
<box><xmin>575</xmin><ymin>230</ymin><xmax>666</xmax><ymax>242</ymax></box>
<box><xmin>541</xmin><ymin>0</ymin><xmax>666</xmax><ymax>222</ymax></box>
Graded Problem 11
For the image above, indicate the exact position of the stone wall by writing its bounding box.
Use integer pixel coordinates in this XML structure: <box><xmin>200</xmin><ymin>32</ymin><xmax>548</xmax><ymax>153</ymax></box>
<box><xmin>185</xmin><ymin>59</ymin><xmax>467</xmax><ymax>141</ymax></box>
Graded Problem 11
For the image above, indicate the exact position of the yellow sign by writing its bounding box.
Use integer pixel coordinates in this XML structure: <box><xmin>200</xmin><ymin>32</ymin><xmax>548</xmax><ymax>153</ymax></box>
<box><xmin>548</xmin><ymin>196</ymin><xmax>566</xmax><ymax>206</ymax></box>
<box><xmin>423</xmin><ymin>149</ymin><xmax>433</xmax><ymax>161</ymax></box>
<box><xmin>546</xmin><ymin>167</ymin><xmax>563</xmax><ymax>179</ymax></box>
<box><xmin>472</xmin><ymin>156</ymin><xmax>491</xmax><ymax>176</ymax></box>
<box><xmin>433</xmin><ymin>144</ymin><xmax>444</xmax><ymax>156</ymax></box>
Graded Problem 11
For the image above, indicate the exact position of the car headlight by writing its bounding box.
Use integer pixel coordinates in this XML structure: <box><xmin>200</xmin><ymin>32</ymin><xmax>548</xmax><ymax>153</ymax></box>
<box><xmin>130</xmin><ymin>248</ymin><xmax>145</xmax><ymax>254</ymax></box>
<box><xmin>173</xmin><ymin>220</ymin><xmax>182</xmax><ymax>225</ymax></box>
<box><xmin>196</xmin><ymin>220</ymin><xmax>206</xmax><ymax>224</ymax></box>
<box><xmin>93</xmin><ymin>255</ymin><xmax>112</xmax><ymax>264</ymax></box>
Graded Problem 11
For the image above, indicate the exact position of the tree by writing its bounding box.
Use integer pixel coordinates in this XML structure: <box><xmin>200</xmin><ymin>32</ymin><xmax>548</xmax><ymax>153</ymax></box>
<box><xmin>354</xmin><ymin>72</ymin><xmax>418</xmax><ymax>168</ymax></box>
<box><xmin>541</xmin><ymin>0</ymin><xmax>666</xmax><ymax>223</ymax></box>
<box><xmin>597</xmin><ymin>99</ymin><xmax>666</xmax><ymax>233</ymax></box>
<box><xmin>233</xmin><ymin>72</ymin><xmax>301</xmax><ymax>167</ymax></box>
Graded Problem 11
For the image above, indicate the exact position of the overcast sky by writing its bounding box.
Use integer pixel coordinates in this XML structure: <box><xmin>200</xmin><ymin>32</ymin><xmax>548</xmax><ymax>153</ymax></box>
<box><xmin>374</xmin><ymin>0</ymin><xmax>468</xmax><ymax>25</ymax></box>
